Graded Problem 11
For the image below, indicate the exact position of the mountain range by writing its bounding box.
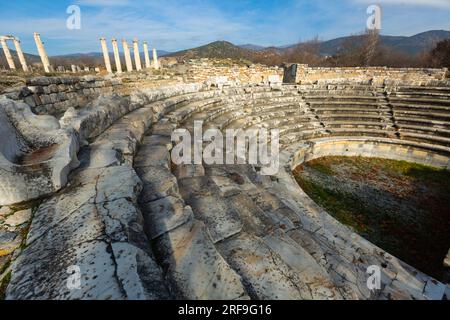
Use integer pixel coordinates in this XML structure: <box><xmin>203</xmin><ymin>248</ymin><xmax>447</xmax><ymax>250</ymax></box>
<box><xmin>237</xmin><ymin>30</ymin><xmax>450</xmax><ymax>55</ymax></box>
<box><xmin>1</xmin><ymin>30</ymin><xmax>449</xmax><ymax>68</ymax></box>
<box><xmin>163</xmin><ymin>30</ymin><xmax>450</xmax><ymax>62</ymax></box>
<box><xmin>315</xmin><ymin>30</ymin><xmax>450</xmax><ymax>56</ymax></box>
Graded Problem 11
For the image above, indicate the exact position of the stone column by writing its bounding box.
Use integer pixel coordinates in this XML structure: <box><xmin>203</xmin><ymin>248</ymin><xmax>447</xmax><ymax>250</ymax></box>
<box><xmin>33</xmin><ymin>33</ymin><xmax>50</xmax><ymax>72</ymax></box>
<box><xmin>99</xmin><ymin>37</ymin><xmax>112</xmax><ymax>73</ymax></box>
<box><xmin>152</xmin><ymin>48</ymin><xmax>159</xmax><ymax>70</ymax></box>
<box><xmin>133</xmin><ymin>38</ymin><xmax>142</xmax><ymax>71</ymax></box>
<box><xmin>0</xmin><ymin>37</ymin><xmax>16</xmax><ymax>70</ymax></box>
<box><xmin>143</xmin><ymin>41</ymin><xmax>151</xmax><ymax>69</ymax></box>
<box><xmin>34</xmin><ymin>33</ymin><xmax>51</xmax><ymax>73</ymax></box>
<box><xmin>111</xmin><ymin>38</ymin><xmax>122</xmax><ymax>74</ymax></box>
<box><xmin>122</xmin><ymin>39</ymin><xmax>133</xmax><ymax>72</ymax></box>
<box><xmin>12</xmin><ymin>38</ymin><xmax>28</xmax><ymax>72</ymax></box>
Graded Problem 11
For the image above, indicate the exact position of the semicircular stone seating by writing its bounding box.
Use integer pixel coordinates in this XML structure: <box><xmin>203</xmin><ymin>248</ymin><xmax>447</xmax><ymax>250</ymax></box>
<box><xmin>4</xmin><ymin>79</ymin><xmax>450</xmax><ymax>300</ymax></box>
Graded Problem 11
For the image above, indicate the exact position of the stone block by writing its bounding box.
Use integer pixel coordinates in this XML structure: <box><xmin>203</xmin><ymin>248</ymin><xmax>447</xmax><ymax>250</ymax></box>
<box><xmin>141</xmin><ymin>196</ymin><xmax>193</xmax><ymax>240</ymax></box>
<box><xmin>155</xmin><ymin>220</ymin><xmax>247</xmax><ymax>300</ymax></box>
<box><xmin>4</xmin><ymin>209</ymin><xmax>32</xmax><ymax>227</ymax></box>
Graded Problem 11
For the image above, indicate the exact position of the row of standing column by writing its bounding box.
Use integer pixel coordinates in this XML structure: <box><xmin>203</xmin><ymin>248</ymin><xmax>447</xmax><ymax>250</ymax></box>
<box><xmin>100</xmin><ymin>37</ymin><xmax>159</xmax><ymax>73</ymax></box>
<box><xmin>0</xmin><ymin>33</ymin><xmax>51</xmax><ymax>73</ymax></box>
<box><xmin>0</xmin><ymin>36</ymin><xmax>29</xmax><ymax>72</ymax></box>
<box><xmin>1</xmin><ymin>34</ymin><xmax>158</xmax><ymax>74</ymax></box>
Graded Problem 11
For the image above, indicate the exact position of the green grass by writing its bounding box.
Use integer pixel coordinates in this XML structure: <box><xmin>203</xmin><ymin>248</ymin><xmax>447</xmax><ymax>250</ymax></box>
<box><xmin>7</xmin><ymin>198</ymin><xmax>42</xmax><ymax>214</ymax></box>
<box><xmin>406</xmin><ymin>166</ymin><xmax>450</xmax><ymax>189</ymax></box>
<box><xmin>307</xmin><ymin>162</ymin><xmax>336</xmax><ymax>176</ymax></box>
<box><xmin>293</xmin><ymin>156</ymin><xmax>450</xmax><ymax>281</ymax></box>
<box><xmin>0</xmin><ymin>198</ymin><xmax>41</xmax><ymax>300</ymax></box>
<box><xmin>0</xmin><ymin>257</ymin><xmax>11</xmax><ymax>277</ymax></box>
<box><xmin>296</xmin><ymin>177</ymin><xmax>371</xmax><ymax>233</ymax></box>
<box><xmin>0</xmin><ymin>271</ymin><xmax>11</xmax><ymax>300</ymax></box>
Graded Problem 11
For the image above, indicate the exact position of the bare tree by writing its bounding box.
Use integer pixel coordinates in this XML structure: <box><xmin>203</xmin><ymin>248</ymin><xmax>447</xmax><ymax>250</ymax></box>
<box><xmin>361</xmin><ymin>29</ymin><xmax>380</xmax><ymax>66</ymax></box>
<box><xmin>285</xmin><ymin>36</ymin><xmax>322</xmax><ymax>66</ymax></box>
<box><xmin>430</xmin><ymin>40</ymin><xmax>450</xmax><ymax>68</ymax></box>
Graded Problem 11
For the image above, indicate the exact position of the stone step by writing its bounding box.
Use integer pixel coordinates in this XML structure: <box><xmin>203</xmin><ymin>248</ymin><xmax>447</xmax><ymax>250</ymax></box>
<box><xmin>153</xmin><ymin>219</ymin><xmax>249</xmax><ymax>300</ymax></box>
<box><xmin>313</xmin><ymin>109</ymin><xmax>389</xmax><ymax>117</ymax></box>
<box><xmin>309</xmin><ymin>101</ymin><xmax>383</xmax><ymax>107</ymax></box>
<box><xmin>305</xmin><ymin>96</ymin><xmax>379</xmax><ymax>103</ymax></box>
<box><xmin>217</xmin><ymin>233</ymin><xmax>317</xmax><ymax>300</ymax></box>
<box><xmin>396</xmin><ymin>125</ymin><xmax>450</xmax><ymax>138</ymax></box>
<box><xmin>228</xmin><ymin>115</ymin><xmax>314</xmax><ymax>131</ymax></box>
<box><xmin>280</xmin><ymin>130</ymin><xmax>330</xmax><ymax>145</ymax></box>
<box><xmin>393</xmin><ymin>110</ymin><xmax>450</xmax><ymax>121</ymax></box>
<box><xmin>389</xmin><ymin>97</ymin><xmax>450</xmax><ymax>106</ymax></box>
<box><xmin>390</xmin><ymin>102</ymin><xmax>450</xmax><ymax>112</ymax></box>
<box><xmin>396</xmin><ymin>116</ymin><xmax>450</xmax><ymax>128</ymax></box>
<box><xmin>165</xmin><ymin>98</ymin><xmax>225</xmax><ymax>123</ymax></box>
<box><xmin>318</xmin><ymin>114</ymin><xmax>392</xmax><ymax>121</ymax></box>
<box><xmin>324</xmin><ymin>121</ymin><xmax>392</xmax><ymax>129</ymax></box>
<box><xmin>394</xmin><ymin>86</ymin><xmax>450</xmax><ymax>93</ymax></box>
<box><xmin>400</xmin><ymin>131</ymin><xmax>450</xmax><ymax>146</ymax></box>
<box><xmin>263</xmin><ymin>230</ymin><xmax>343</xmax><ymax>299</ymax></box>
<box><xmin>390</xmin><ymin>93</ymin><xmax>450</xmax><ymax>101</ymax></box>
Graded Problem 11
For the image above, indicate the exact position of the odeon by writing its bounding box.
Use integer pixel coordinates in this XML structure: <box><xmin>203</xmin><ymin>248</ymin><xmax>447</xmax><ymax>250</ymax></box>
<box><xmin>1</xmin><ymin>71</ymin><xmax>450</xmax><ymax>300</ymax></box>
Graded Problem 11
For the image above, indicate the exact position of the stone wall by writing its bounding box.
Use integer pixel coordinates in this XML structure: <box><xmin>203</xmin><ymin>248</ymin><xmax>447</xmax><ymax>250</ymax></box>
<box><xmin>289</xmin><ymin>138</ymin><xmax>450</xmax><ymax>171</ymax></box>
<box><xmin>284</xmin><ymin>63</ymin><xmax>449</xmax><ymax>85</ymax></box>
<box><xmin>4</xmin><ymin>61</ymin><xmax>449</xmax><ymax>118</ymax></box>
<box><xmin>179</xmin><ymin>59</ymin><xmax>284</xmax><ymax>85</ymax></box>
<box><xmin>2</xmin><ymin>75</ymin><xmax>123</xmax><ymax>116</ymax></box>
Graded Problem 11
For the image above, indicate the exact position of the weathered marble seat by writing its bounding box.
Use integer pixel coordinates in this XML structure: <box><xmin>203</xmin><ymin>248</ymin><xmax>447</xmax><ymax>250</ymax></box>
<box><xmin>0</xmin><ymin>98</ymin><xmax>79</xmax><ymax>206</ymax></box>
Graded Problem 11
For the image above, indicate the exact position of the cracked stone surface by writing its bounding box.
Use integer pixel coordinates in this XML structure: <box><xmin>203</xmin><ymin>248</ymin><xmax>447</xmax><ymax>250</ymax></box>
<box><xmin>141</xmin><ymin>196</ymin><xmax>194</xmax><ymax>240</ymax></box>
<box><xmin>3</xmin><ymin>79</ymin><xmax>450</xmax><ymax>300</ymax></box>
<box><xmin>154</xmin><ymin>219</ymin><xmax>248</xmax><ymax>300</ymax></box>
<box><xmin>137</xmin><ymin>166</ymin><xmax>179</xmax><ymax>203</ymax></box>
<box><xmin>4</xmin><ymin>209</ymin><xmax>32</xmax><ymax>227</ymax></box>
<box><xmin>187</xmin><ymin>195</ymin><xmax>243</xmax><ymax>243</ymax></box>
<box><xmin>218</xmin><ymin>233</ymin><xmax>313</xmax><ymax>300</ymax></box>
<box><xmin>0</xmin><ymin>207</ymin><xmax>12</xmax><ymax>218</ymax></box>
<box><xmin>5</xmin><ymin>99</ymin><xmax>170</xmax><ymax>300</ymax></box>
<box><xmin>0</xmin><ymin>230</ymin><xmax>21</xmax><ymax>253</ymax></box>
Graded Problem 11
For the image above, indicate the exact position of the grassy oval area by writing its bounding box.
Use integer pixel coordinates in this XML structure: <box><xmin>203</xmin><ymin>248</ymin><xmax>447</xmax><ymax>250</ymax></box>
<box><xmin>293</xmin><ymin>156</ymin><xmax>450</xmax><ymax>281</ymax></box>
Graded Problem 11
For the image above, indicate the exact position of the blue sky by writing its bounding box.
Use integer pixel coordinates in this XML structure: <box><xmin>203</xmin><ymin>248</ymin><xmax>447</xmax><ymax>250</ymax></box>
<box><xmin>0</xmin><ymin>0</ymin><xmax>449</xmax><ymax>55</ymax></box>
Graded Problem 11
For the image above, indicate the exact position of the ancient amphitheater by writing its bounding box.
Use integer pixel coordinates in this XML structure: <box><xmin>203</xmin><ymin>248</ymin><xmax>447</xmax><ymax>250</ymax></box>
<box><xmin>0</xmin><ymin>60</ymin><xmax>449</xmax><ymax>300</ymax></box>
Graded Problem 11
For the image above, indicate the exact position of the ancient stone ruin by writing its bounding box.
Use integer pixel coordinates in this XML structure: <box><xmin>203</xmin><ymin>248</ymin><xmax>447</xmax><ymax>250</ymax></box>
<box><xmin>0</xmin><ymin>57</ymin><xmax>449</xmax><ymax>300</ymax></box>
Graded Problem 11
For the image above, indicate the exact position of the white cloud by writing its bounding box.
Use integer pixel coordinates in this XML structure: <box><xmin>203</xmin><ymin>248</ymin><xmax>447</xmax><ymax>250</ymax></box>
<box><xmin>1</xmin><ymin>0</ymin><xmax>449</xmax><ymax>55</ymax></box>
<box><xmin>352</xmin><ymin>0</ymin><xmax>450</xmax><ymax>10</ymax></box>
<box><xmin>0</xmin><ymin>0</ymin><xmax>253</xmax><ymax>53</ymax></box>
<box><xmin>75</xmin><ymin>0</ymin><xmax>130</xmax><ymax>7</ymax></box>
